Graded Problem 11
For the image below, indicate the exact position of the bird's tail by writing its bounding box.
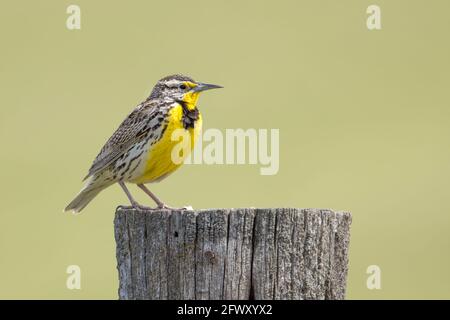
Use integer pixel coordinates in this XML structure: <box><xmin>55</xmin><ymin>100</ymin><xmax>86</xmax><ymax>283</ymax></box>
<box><xmin>64</xmin><ymin>176</ymin><xmax>111</xmax><ymax>214</ymax></box>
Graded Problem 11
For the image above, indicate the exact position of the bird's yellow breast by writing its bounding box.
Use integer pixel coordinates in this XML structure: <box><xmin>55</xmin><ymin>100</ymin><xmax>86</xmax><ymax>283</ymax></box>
<box><xmin>132</xmin><ymin>103</ymin><xmax>202</xmax><ymax>184</ymax></box>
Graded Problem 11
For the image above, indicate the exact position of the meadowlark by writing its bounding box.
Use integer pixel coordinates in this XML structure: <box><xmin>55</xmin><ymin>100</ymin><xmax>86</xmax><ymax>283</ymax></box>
<box><xmin>64</xmin><ymin>74</ymin><xmax>222</xmax><ymax>214</ymax></box>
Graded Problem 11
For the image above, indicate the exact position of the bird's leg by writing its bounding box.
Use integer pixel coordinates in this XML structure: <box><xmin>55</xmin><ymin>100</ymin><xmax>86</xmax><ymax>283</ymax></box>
<box><xmin>136</xmin><ymin>184</ymin><xmax>164</xmax><ymax>207</ymax></box>
<box><xmin>137</xmin><ymin>184</ymin><xmax>192</xmax><ymax>211</ymax></box>
<box><xmin>118</xmin><ymin>181</ymin><xmax>153</xmax><ymax>211</ymax></box>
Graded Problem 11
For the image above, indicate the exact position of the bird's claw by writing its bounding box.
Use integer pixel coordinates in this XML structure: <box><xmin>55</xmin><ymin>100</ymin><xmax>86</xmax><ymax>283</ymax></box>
<box><xmin>158</xmin><ymin>204</ymin><xmax>193</xmax><ymax>211</ymax></box>
<box><xmin>118</xmin><ymin>204</ymin><xmax>193</xmax><ymax>212</ymax></box>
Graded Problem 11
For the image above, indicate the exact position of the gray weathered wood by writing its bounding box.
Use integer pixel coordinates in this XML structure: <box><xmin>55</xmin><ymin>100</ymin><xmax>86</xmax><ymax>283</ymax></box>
<box><xmin>114</xmin><ymin>208</ymin><xmax>351</xmax><ymax>300</ymax></box>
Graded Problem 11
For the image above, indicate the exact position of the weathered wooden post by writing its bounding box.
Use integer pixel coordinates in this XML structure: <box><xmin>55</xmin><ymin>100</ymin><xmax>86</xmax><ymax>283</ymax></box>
<box><xmin>114</xmin><ymin>208</ymin><xmax>351</xmax><ymax>300</ymax></box>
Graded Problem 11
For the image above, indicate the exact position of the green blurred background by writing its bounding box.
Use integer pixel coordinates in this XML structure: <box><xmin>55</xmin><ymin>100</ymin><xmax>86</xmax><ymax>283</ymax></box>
<box><xmin>1</xmin><ymin>0</ymin><xmax>449</xmax><ymax>299</ymax></box>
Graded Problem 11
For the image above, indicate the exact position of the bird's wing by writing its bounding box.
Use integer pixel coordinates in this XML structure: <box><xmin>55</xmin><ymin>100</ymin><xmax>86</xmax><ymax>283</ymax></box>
<box><xmin>83</xmin><ymin>100</ymin><xmax>159</xmax><ymax>180</ymax></box>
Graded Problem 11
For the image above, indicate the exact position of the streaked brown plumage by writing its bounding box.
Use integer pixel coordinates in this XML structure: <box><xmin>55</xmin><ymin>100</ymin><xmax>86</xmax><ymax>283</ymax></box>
<box><xmin>64</xmin><ymin>74</ymin><xmax>222</xmax><ymax>213</ymax></box>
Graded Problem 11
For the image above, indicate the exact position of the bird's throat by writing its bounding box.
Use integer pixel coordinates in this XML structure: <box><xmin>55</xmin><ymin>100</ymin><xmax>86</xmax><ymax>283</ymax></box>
<box><xmin>178</xmin><ymin>91</ymin><xmax>201</xmax><ymax>129</ymax></box>
<box><xmin>181</xmin><ymin>91</ymin><xmax>200</xmax><ymax>110</ymax></box>
<box><xmin>179</xmin><ymin>100</ymin><xmax>200</xmax><ymax>130</ymax></box>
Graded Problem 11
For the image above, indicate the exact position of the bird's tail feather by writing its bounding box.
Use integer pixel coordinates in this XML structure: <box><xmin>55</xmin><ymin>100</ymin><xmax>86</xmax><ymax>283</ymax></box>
<box><xmin>64</xmin><ymin>179</ymin><xmax>109</xmax><ymax>214</ymax></box>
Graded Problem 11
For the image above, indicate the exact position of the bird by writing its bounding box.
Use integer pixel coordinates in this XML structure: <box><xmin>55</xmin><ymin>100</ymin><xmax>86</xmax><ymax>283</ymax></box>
<box><xmin>64</xmin><ymin>74</ymin><xmax>222</xmax><ymax>214</ymax></box>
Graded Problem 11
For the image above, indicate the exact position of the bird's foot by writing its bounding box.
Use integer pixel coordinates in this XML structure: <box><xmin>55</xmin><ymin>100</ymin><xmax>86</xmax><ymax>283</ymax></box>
<box><xmin>158</xmin><ymin>204</ymin><xmax>193</xmax><ymax>211</ymax></box>
<box><xmin>133</xmin><ymin>203</ymin><xmax>163</xmax><ymax>211</ymax></box>
<box><xmin>118</xmin><ymin>202</ymin><xmax>160</xmax><ymax>211</ymax></box>
<box><xmin>117</xmin><ymin>203</ymin><xmax>193</xmax><ymax>212</ymax></box>
<box><xmin>117</xmin><ymin>205</ymin><xmax>135</xmax><ymax>211</ymax></box>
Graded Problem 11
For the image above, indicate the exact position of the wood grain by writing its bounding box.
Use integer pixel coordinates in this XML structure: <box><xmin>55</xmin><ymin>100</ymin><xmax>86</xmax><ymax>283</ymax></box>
<box><xmin>114</xmin><ymin>208</ymin><xmax>351</xmax><ymax>300</ymax></box>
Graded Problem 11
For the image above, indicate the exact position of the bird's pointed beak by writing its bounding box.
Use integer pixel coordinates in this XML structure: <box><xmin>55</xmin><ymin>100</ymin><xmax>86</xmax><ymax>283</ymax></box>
<box><xmin>192</xmin><ymin>82</ymin><xmax>223</xmax><ymax>92</ymax></box>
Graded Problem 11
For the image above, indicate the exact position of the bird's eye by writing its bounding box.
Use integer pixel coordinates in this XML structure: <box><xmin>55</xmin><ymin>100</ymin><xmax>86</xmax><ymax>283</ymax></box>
<box><xmin>179</xmin><ymin>84</ymin><xmax>187</xmax><ymax>90</ymax></box>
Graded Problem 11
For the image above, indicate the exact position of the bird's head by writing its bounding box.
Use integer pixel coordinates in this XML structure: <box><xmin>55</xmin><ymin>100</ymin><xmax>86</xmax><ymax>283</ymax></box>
<box><xmin>149</xmin><ymin>74</ymin><xmax>222</xmax><ymax>107</ymax></box>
